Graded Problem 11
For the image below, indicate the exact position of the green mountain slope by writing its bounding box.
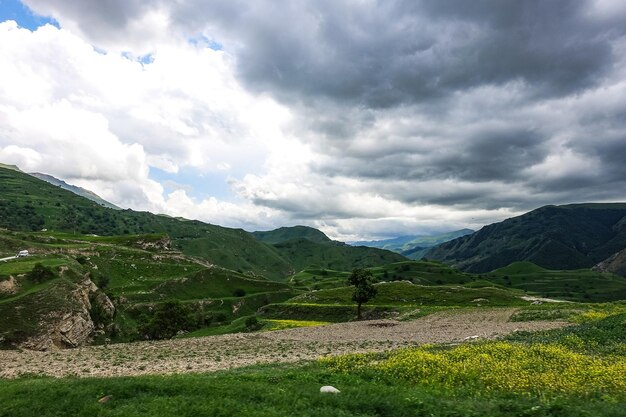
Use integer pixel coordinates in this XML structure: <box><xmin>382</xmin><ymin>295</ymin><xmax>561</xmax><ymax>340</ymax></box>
<box><xmin>252</xmin><ymin>225</ymin><xmax>332</xmax><ymax>244</ymax></box>
<box><xmin>271</xmin><ymin>237</ymin><xmax>406</xmax><ymax>272</ymax></box>
<box><xmin>0</xmin><ymin>166</ymin><xmax>293</xmax><ymax>280</ymax></box>
<box><xmin>426</xmin><ymin>204</ymin><xmax>626</xmax><ymax>273</ymax></box>
<box><xmin>0</xmin><ymin>166</ymin><xmax>404</xmax><ymax>280</ymax></box>
<box><xmin>0</xmin><ymin>229</ymin><xmax>298</xmax><ymax>348</ymax></box>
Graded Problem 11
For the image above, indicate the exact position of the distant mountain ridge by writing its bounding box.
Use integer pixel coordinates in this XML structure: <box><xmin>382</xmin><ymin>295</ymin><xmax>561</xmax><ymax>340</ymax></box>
<box><xmin>427</xmin><ymin>204</ymin><xmax>626</xmax><ymax>272</ymax></box>
<box><xmin>30</xmin><ymin>172</ymin><xmax>119</xmax><ymax>210</ymax></box>
<box><xmin>352</xmin><ymin>229</ymin><xmax>474</xmax><ymax>259</ymax></box>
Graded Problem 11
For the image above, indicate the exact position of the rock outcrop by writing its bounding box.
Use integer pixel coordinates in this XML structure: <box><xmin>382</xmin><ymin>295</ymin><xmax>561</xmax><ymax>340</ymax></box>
<box><xmin>0</xmin><ymin>276</ymin><xmax>18</xmax><ymax>295</ymax></box>
<box><xmin>136</xmin><ymin>235</ymin><xmax>172</xmax><ymax>251</ymax></box>
<box><xmin>20</xmin><ymin>278</ymin><xmax>114</xmax><ymax>350</ymax></box>
<box><xmin>593</xmin><ymin>248</ymin><xmax>626</xmax><ymax>277</ymax></box>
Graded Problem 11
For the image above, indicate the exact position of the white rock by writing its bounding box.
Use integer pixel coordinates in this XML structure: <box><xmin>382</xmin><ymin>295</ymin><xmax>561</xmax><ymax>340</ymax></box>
<box><xmin>320</xmin><ymin>385</ymin><xmax>340</xmax><ymax>394</ymax></box>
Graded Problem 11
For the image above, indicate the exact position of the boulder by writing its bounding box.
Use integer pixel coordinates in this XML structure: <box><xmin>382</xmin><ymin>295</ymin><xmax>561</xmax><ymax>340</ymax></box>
<box><xmin>320</xmin><ymin>386</ymin><xmax>340</xmax><ymax>394</ymax></box>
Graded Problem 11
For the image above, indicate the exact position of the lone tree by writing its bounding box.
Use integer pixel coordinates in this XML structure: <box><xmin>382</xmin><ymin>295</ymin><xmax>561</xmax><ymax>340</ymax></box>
<box><xmin>348</xmin><ymin>268</ymin><xmax>377</xmax><ymax>320</ymax></box>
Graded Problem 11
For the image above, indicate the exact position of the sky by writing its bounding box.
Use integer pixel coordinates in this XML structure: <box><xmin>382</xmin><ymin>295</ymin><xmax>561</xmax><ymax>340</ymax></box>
<box><xmin>1</xmin><ymin>0</ymin><xmax>626</xmax><ymax>241</ymax></box>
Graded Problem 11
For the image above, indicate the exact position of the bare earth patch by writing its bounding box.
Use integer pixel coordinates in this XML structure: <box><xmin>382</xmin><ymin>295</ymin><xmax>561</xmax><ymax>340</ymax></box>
<box><xmin>0</xmin><ymin>308</ymin><xmax>568</xmax><ymax>378</ymax></box>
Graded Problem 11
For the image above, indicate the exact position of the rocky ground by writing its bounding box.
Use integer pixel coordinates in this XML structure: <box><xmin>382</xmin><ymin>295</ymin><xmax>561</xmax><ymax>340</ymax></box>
<box><xmin>0</xmin><ymin>308</ymin><xmax>568</xmax><ymax>378</ymax></box>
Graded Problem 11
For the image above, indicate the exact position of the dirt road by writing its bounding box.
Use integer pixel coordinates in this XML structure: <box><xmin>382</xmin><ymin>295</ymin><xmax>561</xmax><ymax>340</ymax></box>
<box><xmin>0</xmin><ymin>308</ymin><xmax>568</xmax><ymax>378</ymax></box>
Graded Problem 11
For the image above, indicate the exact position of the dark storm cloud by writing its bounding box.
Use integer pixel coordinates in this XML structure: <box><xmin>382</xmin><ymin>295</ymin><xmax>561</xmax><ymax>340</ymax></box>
<box><xmin>25</xmin><ymin>0</ymin><xmax>149</xmax><ymax>41</ymax></box>
<box><xmin>182</xmin><ymin>0</ymin><xmax>619</xmax><ymax>107</ymax></box>
<box><xmin>41</xmin><ymin>0</ymin><xmax>616</xmax><ymax>105</ymax></box>
<box><xmin>311</xmin><ymin>126</ymin><xmax>548</xmax><ymax>183</ymax></box>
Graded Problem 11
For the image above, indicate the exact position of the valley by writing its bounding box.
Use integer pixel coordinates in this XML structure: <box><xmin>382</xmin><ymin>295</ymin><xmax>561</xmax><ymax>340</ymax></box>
<box><xmin>2</xmin><ymin>166</ymin><xmax>626</xmax><ymax>416</ymax></box>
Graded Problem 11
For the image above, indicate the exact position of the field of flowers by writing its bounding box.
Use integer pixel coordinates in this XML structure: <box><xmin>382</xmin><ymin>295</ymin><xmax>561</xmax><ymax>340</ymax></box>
<box><xmin>262</xmin><ymin>319</ymin><xmax>329</xmax><ymax>331</ymax></box>
<box><xmin>322</xmin><ymin>312</ymin><xmax>626</xmax><ymax>398</ymax></box>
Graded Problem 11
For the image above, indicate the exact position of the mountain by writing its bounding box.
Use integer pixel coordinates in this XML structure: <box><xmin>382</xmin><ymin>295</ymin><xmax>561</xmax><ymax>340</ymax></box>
<box><xmin>426</xmin><ymin>204</ymin><xmax>626</xmax><ymax>273</ymax></box>
<box><xmin>352</xmin><ymin>229</ymin><xmax>474</xmax><ymax>259</ymax></box>
<box><xmin>29</xmin><ymin>172</ymin><xmax>119</xmax><ymax>210</ymax></box>
<box><xmin>0</xmin><ymin>166</ymin><xmax>404</xmax><ymax>280</ymax></box>
<box><xmin>253</xmin><ymin>225</ymin><xmax>332</xmax><ymax>245</ymax></box>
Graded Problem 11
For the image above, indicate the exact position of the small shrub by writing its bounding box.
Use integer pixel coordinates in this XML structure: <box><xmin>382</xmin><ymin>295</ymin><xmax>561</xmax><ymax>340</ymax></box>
<box><xmin>233</xmin><ymin>288</ymin><xmax>246</xmax><ymax>297</ymax></box>
<box><xmin>139</xmin><ymin>301</ymin><xmax>197</xmax><ymax>340</ymax></box>
<box><xmin>244</xmin><ymin>316</ymin><xmax>262</xmax><ymax>331</ymax></box>
<box><xmin>27</xmin><ymin>263</ymin><xmax>54</xmax><ymax>283</ymax></box>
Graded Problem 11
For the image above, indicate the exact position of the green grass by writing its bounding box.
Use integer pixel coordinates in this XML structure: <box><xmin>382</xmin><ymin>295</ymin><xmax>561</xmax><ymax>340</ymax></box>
<box><xmin>134</xmin><ymin>268</ymin><xmax>292</xmax><ymax>302</ymax></box>
<box><xmin>261</xmin><ymin>279</ymin><xmax>527</xmax><ymax>322</ymax></box>
<box><xmin>487</xmin><ymin>261</ymin><xmax>626</xmax><ymax>302</ymax></box>
<box><xmin>288</xmin><ymin>281</ymin><xmax>526</xmax><ymax>307</ymax></box>
<box><xmin>289</xmin><ymin>260</ymin><xmax>480</xmax><ymax>291</ymax></box>
<box><xmin>0</xmin><ymin>256</ymin><xmax>70</xmax><ymax>277</ymax></box>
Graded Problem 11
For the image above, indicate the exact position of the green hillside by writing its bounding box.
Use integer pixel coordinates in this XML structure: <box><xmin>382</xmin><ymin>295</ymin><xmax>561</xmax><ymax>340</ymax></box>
<box><xmin>271</xmin><ymin>237</ymin><xmax>406</xmax><ymax>272</ymax></box>
<box><xmin>0</xmin><ymin>229</ymin><xmax>297</xmax><ymax>348</ymax></box>
<box><xmin>252</xmin><ymin>225</ymin><xmax>332</xmax><ymax>245</ymax></box>
<box><xmin>0</xmin><ymin>166</ymin><xmax>406</xmax><ymax>281</ymax></box>
<box><xmin>426</xmin><ymin>204</ymin><xmax>626</xmax><ymax>272</ymax></box>
<box><xmin>486</xmin><ymin>261</ymin><xmax>626</xmax><ymax>302</ymax></box>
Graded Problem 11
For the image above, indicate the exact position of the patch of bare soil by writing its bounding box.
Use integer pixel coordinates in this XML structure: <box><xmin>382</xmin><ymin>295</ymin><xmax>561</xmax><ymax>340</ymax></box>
<box><xmin>0</xmin><ymin>308</ymin><xmax>568</xmax><ymax>379</ymax></box>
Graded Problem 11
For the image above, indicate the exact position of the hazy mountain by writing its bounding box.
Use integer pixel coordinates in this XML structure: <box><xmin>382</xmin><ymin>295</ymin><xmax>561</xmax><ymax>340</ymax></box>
<box><xmin>426</xmin><ymin>204</ymin><xmax>626</xmax><ymax>272</ymax></box>
<box><xmin>352</xmin><ymin>229</ymin><xmax>474</xmax><ymax>259</ymax></box>
<box><xmin>29</xmin><ymin>172</ymin><xmax>120</xmax><ymax>210</ymax></box>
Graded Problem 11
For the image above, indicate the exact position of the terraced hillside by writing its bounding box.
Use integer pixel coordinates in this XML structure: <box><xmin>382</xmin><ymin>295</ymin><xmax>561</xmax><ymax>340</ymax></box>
<box><xmin>0</xmin><ymin>230</ymin><xmax>297</xmax><ymax>349</ymax></box>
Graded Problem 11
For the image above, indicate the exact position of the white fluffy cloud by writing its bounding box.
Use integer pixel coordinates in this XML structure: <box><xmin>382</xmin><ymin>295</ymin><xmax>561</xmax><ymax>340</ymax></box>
<box><xmin>0</xmin><ymin>20</ymin><xmax>300</xmax><ymax>230</ymax></box>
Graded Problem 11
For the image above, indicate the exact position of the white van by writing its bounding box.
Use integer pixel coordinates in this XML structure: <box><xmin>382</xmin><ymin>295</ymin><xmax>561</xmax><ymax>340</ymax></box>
<box><xmin>16</xmin><ymin>250</ymin><xmax>29</xmax><ymax>257</ymax></box>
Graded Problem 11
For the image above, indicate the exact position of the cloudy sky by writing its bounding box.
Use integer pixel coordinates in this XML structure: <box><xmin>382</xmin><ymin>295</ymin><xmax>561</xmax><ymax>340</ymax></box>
<box><xmin>1</xmin><ymin>0</ymin><xmax>626</xmax><ymax>240</ymax></box>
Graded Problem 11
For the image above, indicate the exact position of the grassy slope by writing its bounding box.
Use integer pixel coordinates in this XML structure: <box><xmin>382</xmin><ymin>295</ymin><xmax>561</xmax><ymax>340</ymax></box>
<box><xmin>0</xmin><ymin>230</ymin><xmax>300</xmax><ymax>345</ymax></box>
<box><xmin>486</xmin><ymin>261</ymin><xmax>626</xmax><ymax>302</ymax></box>
<box><xmin>252</xmin><ymin>225</ymin><xmax>332</xmax><ymax>245</ymax></box>
<box><xmin>287</xmin><ymin>281</ymin><xmax>526</xmax><ymax>307</ymax></box>
<box><xmin>427</xmin><ymin>203</ymin><xmax>626</xmax><ymax>272</ymax></box>
<box><xmin>260</xmin><ymin>278</ymin><xmax>526</xmax><ymax>322</ymax></box>
<box><xmin>0</xmin><ymin>166</ymin><xmax>295</xmax><ymax>280</ymax></box>
<box><xmin>272</xmin><ymin>238</ymin><xmax>406</xmax><ymax>273</ymax></box>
